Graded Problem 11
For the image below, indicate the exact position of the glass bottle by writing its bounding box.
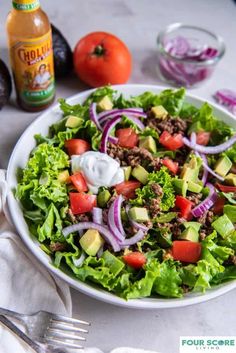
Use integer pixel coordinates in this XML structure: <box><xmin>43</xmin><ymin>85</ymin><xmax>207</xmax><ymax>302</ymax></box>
<box><xmin>6</xmin><ymin>0</ymin><xmax>55</xmax><ymax>111</ymax></box>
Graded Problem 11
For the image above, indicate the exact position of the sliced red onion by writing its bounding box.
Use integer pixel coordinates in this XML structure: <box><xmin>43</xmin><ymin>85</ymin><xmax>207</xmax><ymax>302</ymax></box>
<box><xmin>62</xmin><ymin>222</ymin><xmax>120</xmax><ymax>252</ymax></box>
<box><xmin>107</xmin><ymin>196</ymin><xmax>126</xmax><ymax>242</ymax></box>
<box><xmin>108</xmin><ymin>136</ymin><xmax>118</xmax><ymax>144</ymax></box>
<box><xmin>89</xmin><ymin>103</ymin><xmax>102</xmax><ymax>130</ymax></box>
<box><xmin>100</xmin><ymin>112</ymin><xmax>147</xmax><ymax>126</ymax></box>
<box><xmin>159</xmin><ymin>57</ymin><xmax>189</xmax><ymax>86</ymax></box>
<box><xmin>92</xmin><ymin>207</ymin><xmax>103</xmax><ymax>225</ymax></box>
<box><xmin>100</xmin><ymin>116</ymin><xmax>121</xmax><ymax>154</ymax></box>
<box><xmin>164</xmin><ymin>36</ymin><xmax>218</xmax><ymax>61</ymax></box>
<box><xmin>160</xmin><ymin>36</ymin><xmax>217</xmax><ymax>87</ymax></box>
<box><xmin>120</xmin><ymin>229</ymin><xmax>145</xmax><ymax>248</ymax></box>
<box><xmin>99</xmin><ymin>108</ymin><xmax>144</xmax><ymax>120</ymax></box>
<box><xmin>73</xmin><ymin>251</ymin><xmax>86</xmax><ymax>267</ymax></box>
<box><xmin>123</xmin><ymin>115</ymin><xmax>145</xmax><ymax>130</ymax></box>
<box><xmin>190</xmin><ymin>132</ymin><xmax>197</xmax><ymax>146</ymax></box>
<box><xmin>183</xmin><ymin>135</ymin><xmax>236</xmax><ymax>154</ymax></box>
<box><xmin>201</xmin><ymin>166</ymin><xmax>209</xmax><ymax>186</ymax></box>
<box><xmin>215</xmin><ymin>89</ymin><xmax>236</xmax><ymax>107</ymax></box>
<box><xmin>198</xmin><ymin>153</ymin><xmax>209</xmax><ymax>185</ymax></box>
<box><xmin>198</xmin><ymin>47</ymin><xmax>218</xmax><ymax>61</ymax></box>
<box><xmin>125</xmin><ymin>205</ymin><xmax>149</xmax><ymax>233</ymax></box>
<box><xmin>191</xmin><ymin>182</ymin><xmax>218</xmax><ymax>218</ymax></box>
<box><xmin>114</xmin><ymin>195</ymin><xmax>126</xmax><ymax>236</ymax></box>
<box><xmin>195</xmin><ymin>151</ymin><xmax>224</xmax><ymax>182</ymax></box>
<box><xmin>164</xmin><ymin>36</ymin><xmax>190</xmax><ymax>57</ymax></box>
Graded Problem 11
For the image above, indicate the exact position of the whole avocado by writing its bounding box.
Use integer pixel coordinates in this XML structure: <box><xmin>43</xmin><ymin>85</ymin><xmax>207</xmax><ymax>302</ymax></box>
<box><xmin>0</xmin><ymin>59</ymin><xmax>12</xmax><ymax>110</ymax></box>
<box><xmin>51</xmin><ymin>24</ymin><xmax>73</xmax><ymax>78</ymax></box>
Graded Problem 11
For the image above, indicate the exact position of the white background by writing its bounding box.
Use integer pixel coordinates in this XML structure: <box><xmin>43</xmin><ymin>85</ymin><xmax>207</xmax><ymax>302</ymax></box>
<box><xmin>1</xmin><ymin>1</ymin><xmax>236</xmax><ymax>352</ymax></box>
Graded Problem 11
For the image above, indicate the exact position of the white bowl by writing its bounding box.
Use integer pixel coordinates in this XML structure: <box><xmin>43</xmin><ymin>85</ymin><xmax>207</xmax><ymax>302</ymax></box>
<box><xmin>7</xmin><ymin>84</ymin><xmax>236</xmax><ymax>309</ymax></box>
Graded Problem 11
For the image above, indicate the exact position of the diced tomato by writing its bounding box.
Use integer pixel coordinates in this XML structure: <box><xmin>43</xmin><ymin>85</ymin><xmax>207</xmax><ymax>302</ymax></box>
<box><xmin>70</xmin><ymin>172</ymin><xmax>88</xmax><ymax>192</ymax></box>
<box><xmin>196</xmin><ymin>131</ymin><xmax>211</xmax><ymax>146</ymax></box>
<box><xmin>213</xmin><ymin>196</ymin><xmax>225</xmax><ymax>215</ymax></box>
<box><xmin>116</xmin><ymin>128</ymin><xmax>138</xmax><ymax>149</ymax></box>
<box><xmin>69</xmin><ymin>192</ymin><xmax>96</xmax><ymax>214</ymax></box>
<box><xmin>215</xmin><ymin>183</ymin><xmax>236</xmax><ymax>193</ymax></box>
<box><xmin>175</xmin><ymin>195</ymin><xmax>193</xmax><ymax>220</ymax></box>
<box><xmin>159</xmin><ymin>131</ymin><xmax>184</xmax><ymax>151</ymax></box>
<box><xmin>115</xmin><ymin>180</ymin><xmax>141</xmax><ymax>199</ymax></box>
<box><xmin>65</xmin><ymin>139</ymin><xmax>90</xmax><ymax>156</ymax></box>
<box><xmin>123</xmin><ymin>252</ymin><xmax>146</xmax><ymax>269</ymax></box>
<box><xmin>162</xmin><ymin>158</ymin><xmax>179</xmax><ymax>174</ymax></box>
<box><xmin>172</xmin><ymin>241</ymin><xmax>202</xmax><ymax>263</ymax></box>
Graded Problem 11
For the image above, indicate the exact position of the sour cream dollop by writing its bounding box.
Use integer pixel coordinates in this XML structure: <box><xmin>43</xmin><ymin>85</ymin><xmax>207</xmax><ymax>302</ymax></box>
<box><xmin>71</xmin><ymin>151</ymin><xmax>124</xmax><ymax>194</ymax></box>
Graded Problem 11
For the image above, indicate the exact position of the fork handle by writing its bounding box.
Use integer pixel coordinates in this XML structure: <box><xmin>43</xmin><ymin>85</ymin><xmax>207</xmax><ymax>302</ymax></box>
<box><xmin>0</xmin><ymin>315</ymin><xmax>43</xmax><ymax>353</ymax></box>
<box><xmin>0</xmin><ymin>307</ymin><xmax>26</xmax><ymax>322</ymax></box>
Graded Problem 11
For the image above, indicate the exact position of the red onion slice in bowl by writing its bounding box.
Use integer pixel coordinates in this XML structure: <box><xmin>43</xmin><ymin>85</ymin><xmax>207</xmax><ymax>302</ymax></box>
<box><xmin>62</xmin><ymin>222</ymin><xmax>120</xmax><ymax>252</ymax></box>
<box><xmin>191</xmin><ymin>182</ymin><xmax>218</xmax><ymax>218</ymax></box>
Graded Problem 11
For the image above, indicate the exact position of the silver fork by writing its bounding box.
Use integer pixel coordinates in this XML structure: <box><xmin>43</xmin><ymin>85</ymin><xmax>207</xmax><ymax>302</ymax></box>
<box><xmin>0</xmin><ymin>307</ymin><xmax>90</xmax><ymax>350</ymax></box>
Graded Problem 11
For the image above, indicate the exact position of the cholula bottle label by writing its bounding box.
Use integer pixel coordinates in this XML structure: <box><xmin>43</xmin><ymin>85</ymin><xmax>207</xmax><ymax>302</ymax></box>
<box><xmin>9</xmin><ymin>30</ymin><xmax>55</xmax><ymax>107</ymax></box>
<box><xmin>12</xmin><ymin>0</ymin><xmax>40</xmax><ymax>12</ymax></box>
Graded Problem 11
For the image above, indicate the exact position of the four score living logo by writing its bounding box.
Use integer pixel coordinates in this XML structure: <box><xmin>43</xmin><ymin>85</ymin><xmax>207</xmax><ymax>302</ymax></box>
<box><xmin>180</xmin><ymin>337</ymin><xmax>236</xmax><ymax>353</ymax></box>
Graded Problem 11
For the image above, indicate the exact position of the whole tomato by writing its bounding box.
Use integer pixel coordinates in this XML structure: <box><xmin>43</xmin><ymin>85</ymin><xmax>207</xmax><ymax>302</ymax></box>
<box><xmin>73</xmin><ymin>32</ymin><xmax>132</xmax><ymax>87</ymax></box>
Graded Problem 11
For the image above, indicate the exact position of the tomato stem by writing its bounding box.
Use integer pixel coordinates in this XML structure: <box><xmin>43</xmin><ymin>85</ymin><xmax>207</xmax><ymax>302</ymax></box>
<box><xmin>94</xmin><ymin>45</ymin><xmax>105</xmax><ymax>56</ymax></box>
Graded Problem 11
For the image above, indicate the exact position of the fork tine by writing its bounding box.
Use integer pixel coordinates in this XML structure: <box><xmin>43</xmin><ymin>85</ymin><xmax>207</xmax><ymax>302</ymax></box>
<box><xmin>46</xmin><ymin>329</ymin><xmax>86</xmax><ymax>341</ymax></box>
<box><xmin>45</xmin><ymin>337</ymin><xmax>84</xmax><ymax>349</ymax></box>
<box><xmin>51</xmin><ymin>315</ymin><xmax>90</xmax><ymax>326</ymax></box>
<box><xmin>49</xmin><ymin>322</ymin><xmax>88</xmax><ymax>333</ymax></box>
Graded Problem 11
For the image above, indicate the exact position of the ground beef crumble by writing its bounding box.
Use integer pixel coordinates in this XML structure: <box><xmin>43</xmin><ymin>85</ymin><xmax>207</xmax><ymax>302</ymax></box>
<box><xmin>197</xmin><ymin>210</ymin><xmax>214</xmax><ymax>240</ymax></box>
<box><xmin>107</xmin><ymin>142</ymin><xmax>127</xmax><ymax>165</ymax></box>
<box><xmin>107</xmin><ymin>143</ymin><xmax>161</xmax><ymax>170</ymax></box>
<box><xmin>146</xmin><ymin>115</ymin><xmax>188</xmax><ymax>135</ymax></box>
<box><xmin>76</xmin><ymin>213</ymin><xmax>91</xmax><ymax>222</ymax></box>
<box><xmin>224</xmin><ymin>255</ymin><xmax>236</xmax><ymax>266</ymax></box>
<box><xmin>187</xmin><ymin>193</ymin><xmax>203</xmax><ymax>206</ymax></box>
<box><xmin>50</xmin><ymin>242</ymin><xmax>66</xmax><ymax>252</ymax></box>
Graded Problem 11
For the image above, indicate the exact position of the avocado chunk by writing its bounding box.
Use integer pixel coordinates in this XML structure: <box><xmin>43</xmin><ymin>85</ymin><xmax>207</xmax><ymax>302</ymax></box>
<box><xmin>132</xmin><ymin>165</ymin><xmax>149</xmax><ymax>184</ymax></box>
<box><xmin>65</xmin><ymin>115</ymin><xmax>83</xmax><ymax>128</ymax></box>
<box><xmin>187</xmin><ymin>181</ymin><xmax>203</xmax><ymax>193</ymax></box>
<box><xmin>0</xmin><ymin>58</ymin><xmax>12</xmax><ymax>110</ymax></box>
<box><xmin>214</xmin><ymin>155</ymin><xmax>232</xmax><ymax>177</ymax></box>
<box><xmin>129</xmin><ymin>207</ymin><xmax>150</xmax><ymax>222</ymax></box>
<box><xmin>122</xmin><ymin>166</ymin><xmax>132</xmax><ymax>181</ymax></box>
<box><xmin>180</xmin><ymin>155</ymin><xmax>201</xmax><ymax>182</ymax></box>
<box><xmin>79</xmin><ymin>229</ymin><xmax>104</xmax><ymax>256</ymax></box>
<box><xmin>179</xmin><ymin>226</ymin><xmax>199</xmax><ymax>242</ymax></box>
<box><xmin>51</xmin><ymin>24</ymin><xmax>73</xmax><ymax>78</ymax></box>
<box><xmin>173</xmin><ymin>179</ymin><xmax>188</xmax><ymax>197</ymax></box>
<box><xmin>183</xmin><ymin>221</ymin><xmax>202</xmax><ymax>232</ymax></box>
<box><xmin>58</xmin><ymin>170</ymin><xmax>70</xmax><ymax>183</ymax></box>
<box><xmin>212</xmin><ymin>214</ymin><xmax>235</xmax><ymax>238</ymax></box>
<box><xmin>223</xmin><ymin>205</ymin><xmax>236</xmax><ymax>223</ymax></box>
<box><xmin>181</xmin><ymin>167</ymin><xmax>197</xmax><ymax>182</ymax></box>
<box><xmin>139</xmin><ymin>136</ymin><xmax>157</xmax><ymax>153</ymax></box>
<box><xmin>97</xmin><ymin>189</ymin><xmax>111</xmax><ymax>208</ymax></box>
<box><xmin>225</xmin><ymin>173</ymin><xmax>236</xmax><ymax>186</ymax></box>
<box><xmin>151</xmin><ymin>105</ymin><xmax>168</xmax><ymax>119</ymax></box>
<box><xmin>97</xmin><ymin>95</ymin><xmax>113</xmax><ymax>111</ymax></box>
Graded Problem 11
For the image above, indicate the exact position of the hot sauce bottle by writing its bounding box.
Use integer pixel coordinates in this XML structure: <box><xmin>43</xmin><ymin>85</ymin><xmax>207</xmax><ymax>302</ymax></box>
<box><xmin>6</xmin><ymin>0</ymin><xmax>55</xmax><ymax>111</ymax></box>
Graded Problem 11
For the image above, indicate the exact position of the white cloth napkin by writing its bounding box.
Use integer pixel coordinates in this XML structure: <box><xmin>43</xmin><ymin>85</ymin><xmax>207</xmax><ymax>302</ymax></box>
<box><xmin>0</xmin><ymin>169</ymin><xmax>160</xmax><ymax>353</ymax></box>
<box><xmin>0</xmin><ymin>170</ymin><xmax>72</xmax><ymax>353</ymax></box>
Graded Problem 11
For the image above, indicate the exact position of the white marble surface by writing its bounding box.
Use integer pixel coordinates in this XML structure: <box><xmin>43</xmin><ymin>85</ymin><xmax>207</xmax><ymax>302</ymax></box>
<box><xmin>1</xmin><ymin>1</ymin><xmax>236</xmax><ymax>352</ymax></box>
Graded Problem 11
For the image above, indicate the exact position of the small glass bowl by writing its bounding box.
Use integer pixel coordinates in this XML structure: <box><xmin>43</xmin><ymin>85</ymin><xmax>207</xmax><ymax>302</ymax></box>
<box><xmin>156</xmin><ymin>23</ymin><xmax>225</xmax><ymax>88</ymax></box>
